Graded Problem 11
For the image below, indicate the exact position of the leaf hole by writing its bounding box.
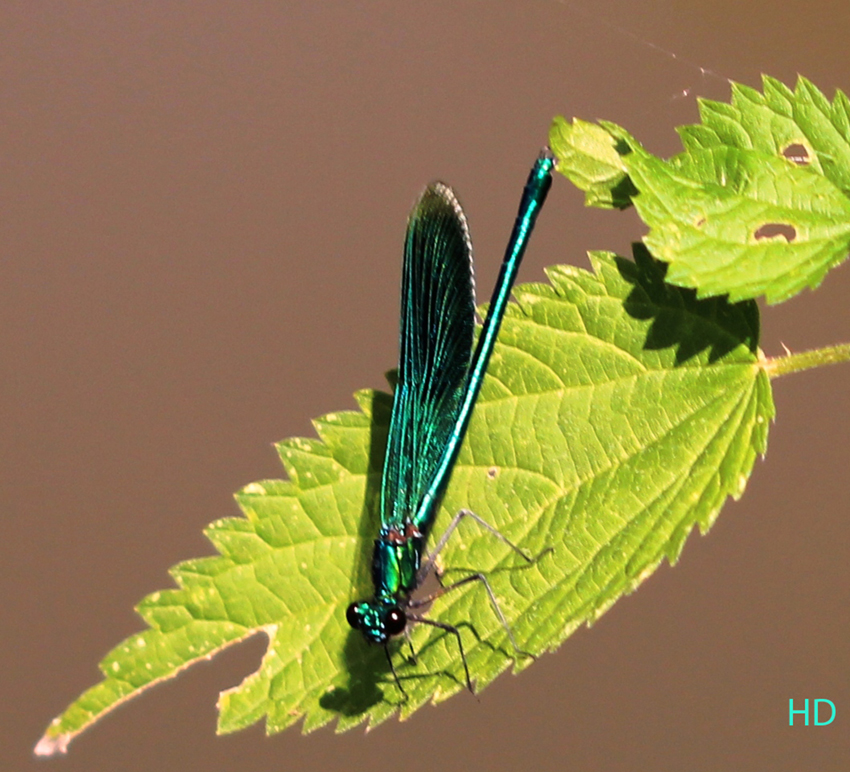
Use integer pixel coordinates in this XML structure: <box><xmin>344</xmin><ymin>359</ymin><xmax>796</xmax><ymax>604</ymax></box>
<box><xmin>487</xmin><ymin>467</ymin><xmax>498</xmax><ymax>479</ymax></box>
<box><xmin>754</xmin><ymin>223</ymin><xmax>796</xmax><ymax>242</ymax></box>
<box><xmin>782</xmin><ymin>143</ymin><xmax>810</xmax><ymax>165</ymax></box>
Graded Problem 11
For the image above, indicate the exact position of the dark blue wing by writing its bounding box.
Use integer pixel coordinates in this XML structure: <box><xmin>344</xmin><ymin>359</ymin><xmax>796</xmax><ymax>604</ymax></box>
<box><xmin>380</xmin><ymin>183</ymin><xmax>475</xmax><ymax>532</ymax></box>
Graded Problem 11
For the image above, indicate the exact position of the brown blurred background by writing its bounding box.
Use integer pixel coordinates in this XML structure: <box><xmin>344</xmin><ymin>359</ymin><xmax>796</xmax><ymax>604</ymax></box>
<box><xmin>3</xmin><ymin>1</ymin><xmax>848</xmax><ymax>770</ymax></box>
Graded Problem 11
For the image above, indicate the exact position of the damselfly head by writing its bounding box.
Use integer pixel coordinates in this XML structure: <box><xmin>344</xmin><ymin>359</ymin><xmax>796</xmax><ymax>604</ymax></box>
<box><xmin>346</xmin><ymin>599</ymin><xmax>407</xmax><ymax>644</ymax></box>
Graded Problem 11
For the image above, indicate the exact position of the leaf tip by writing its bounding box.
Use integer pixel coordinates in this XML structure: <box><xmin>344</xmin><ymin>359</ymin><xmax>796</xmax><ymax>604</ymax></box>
<box><xmin>34</xmin><ymin>727</ymin><xmax>71</xmax><ymax>757</ymax></box>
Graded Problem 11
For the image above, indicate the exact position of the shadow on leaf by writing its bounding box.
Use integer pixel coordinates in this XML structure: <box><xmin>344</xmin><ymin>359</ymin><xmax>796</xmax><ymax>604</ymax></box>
<box><xmin>321</xmin><ymin>632</ymin><xmax>397</xmax><ymax>716</ymax></box>
<box><xmin>620</xmin><ymin>243</ymin><xmax>760</xmax><ymax>364</ymax></box>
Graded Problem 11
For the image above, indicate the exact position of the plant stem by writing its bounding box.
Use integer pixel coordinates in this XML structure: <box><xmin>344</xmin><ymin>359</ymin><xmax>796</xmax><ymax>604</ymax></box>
<box><xmin>762</xmin><ymin>342</ymin><xmax>850</xmax><ymax>379</ymax></box>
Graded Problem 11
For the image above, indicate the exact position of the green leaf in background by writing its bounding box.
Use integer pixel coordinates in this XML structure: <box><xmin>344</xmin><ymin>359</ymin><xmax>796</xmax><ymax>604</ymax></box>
<box><xmin>550</xmin><ymin>76</ymin><xmax>850</xmax><ymax>304</ymax></box>
<box><xmin>37</xmin><ymin>248</ymin><xmax>773</xmax><ymax>754</ymax></box>
<box><xmin>548</xmin><ymin>117</ymin><xmax>634</xmax><ymax>209</ymax></box>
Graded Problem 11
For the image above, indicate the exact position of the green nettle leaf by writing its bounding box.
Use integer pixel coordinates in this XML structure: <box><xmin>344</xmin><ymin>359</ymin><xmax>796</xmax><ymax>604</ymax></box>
<box><xmin>550</xmin><ymin>76</ymin><xmax>850</xmax><ymax>304</ymax></box>
<box><xmin>548</xmin><ymin>117</ymin><xmax>635</xmax><ymax>209</ymax></box>
<box><xmin>37</xmin><ymin>248</ymin><xmax>774</xmax><ymax>754</ymax></box>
